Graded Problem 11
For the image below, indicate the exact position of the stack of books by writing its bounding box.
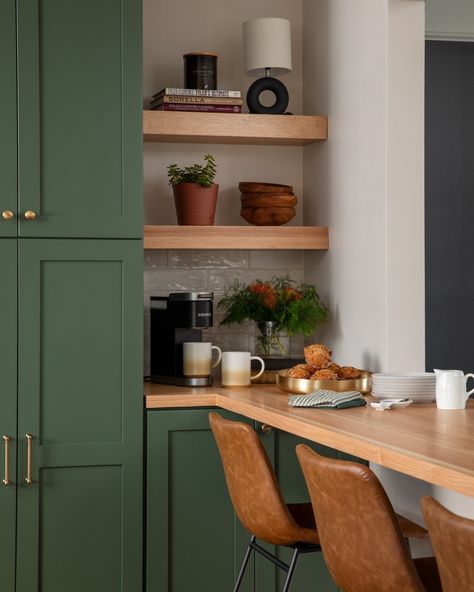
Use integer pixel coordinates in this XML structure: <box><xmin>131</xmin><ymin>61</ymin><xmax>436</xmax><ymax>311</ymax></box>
<box><xmin>149</xmin><ymin>88</ymin><xmax>243</xmax><ymax>113</ymax></box>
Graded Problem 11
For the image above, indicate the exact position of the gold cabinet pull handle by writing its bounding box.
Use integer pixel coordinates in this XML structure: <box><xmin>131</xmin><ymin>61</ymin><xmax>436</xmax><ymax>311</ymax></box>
<box><xmin>1</xmin><ymin>210</ymin><xmax>15</xmax><ymax>220</ymax></box>
<box><xmin>260</xmin><ymin>424</ymin><xmax>272</xmax><ymax>434</ymax></box>
<box><xmin>2</xmin><ymin>435</ymin><xmax>11</xmax><ymax>486</ymax></box>
<box><xmin>25</xmin><ymin>434</ymin><xmax>33</xmax><ymax>484</ymax></box>
<box><xmin>24</xmin><ymin>210</ymin><xmax>37</xmax><ymax>221</ymax></box>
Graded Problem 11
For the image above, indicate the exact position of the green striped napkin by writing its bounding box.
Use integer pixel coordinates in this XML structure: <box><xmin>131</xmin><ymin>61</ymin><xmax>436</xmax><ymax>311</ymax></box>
<box><xmin>288</xmin><ymin>389</ymin><xmax>366</xmax><ymax>409</ymax></box>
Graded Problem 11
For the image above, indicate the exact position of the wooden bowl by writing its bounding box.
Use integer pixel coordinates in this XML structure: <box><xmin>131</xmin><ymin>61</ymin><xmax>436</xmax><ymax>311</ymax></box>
<box><xmin>240</xmin><ymin>206</ymin><xmax>296</xmax><ymax>226</ymax></box>
<box><xmin>239</xmin><ymin>181</ymin><xmax>293</xmax><ymax>193</ymax></box>
<box><xmin>240</xmin><ymin>194</ymin><xmax>297</xmax><ymax>207</ymax></box>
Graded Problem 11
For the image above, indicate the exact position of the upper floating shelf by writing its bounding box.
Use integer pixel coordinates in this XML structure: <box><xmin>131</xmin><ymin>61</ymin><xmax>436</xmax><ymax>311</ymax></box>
<box><xmin>144</xmin><ymin>225</ymin><xmax>329</xmax><ymax>250</ymax></box>
<box><xmin>143</xmin><ymin>111</ymin><xmax>328</xmax><ymax>146</ymax></box>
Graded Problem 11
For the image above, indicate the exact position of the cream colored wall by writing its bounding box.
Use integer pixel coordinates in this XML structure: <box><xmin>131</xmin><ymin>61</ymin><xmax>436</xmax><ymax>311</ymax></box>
<box><xmin>426</xmin><ymin>0</ymin><xmax>474</xmax><ymax>40</ymax></box>
<box><xmin>302</xmin><ymin>0</ymin><xmax>436</xmax><ymax>539</ymax></box>
<box><xmin>143</xmin><ymin>0</ymin><xmax>304</xmax><ymax>227</ymax></box>
<box><xmin>303</xmin><ymin>0</ymin><xmax>474</xmax><ymax>527</ymax></box>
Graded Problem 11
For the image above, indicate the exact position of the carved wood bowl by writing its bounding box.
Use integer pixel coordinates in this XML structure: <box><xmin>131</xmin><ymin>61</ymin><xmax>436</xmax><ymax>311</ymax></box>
<box><xmin>239</xmin><ymin>181</ymin><xmax>293</xmax><ymax>193</ymax></box>
<box><xmin>240</xmin><ymin>206</ymin><xmax>296</xmax><ymax>226</ymax></box>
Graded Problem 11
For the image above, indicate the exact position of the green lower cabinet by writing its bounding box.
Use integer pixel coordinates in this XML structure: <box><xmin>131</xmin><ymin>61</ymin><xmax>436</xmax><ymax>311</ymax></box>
<box><xmin>0</xmin><ymin>240</ymin><xmax>18</xmax><ymax>592</ymax></box>
<box><xmin>271</xmin><ymin>430</ymin><xmax>340</xmax><ymax>592</ymax></box>
<box><xmin>12</xmin><ymin>239</ymin><xmax>143</xmax><ymax>592</ymax></box>
<box><xmin>147</xmin><ymin>409</ymin><xmax>254</xmax><ymax>592</ymax></box>
<box><xmin>147</xmin><ymin>409</ymin><xmax>343</xmax><ymax>592</ymax></box>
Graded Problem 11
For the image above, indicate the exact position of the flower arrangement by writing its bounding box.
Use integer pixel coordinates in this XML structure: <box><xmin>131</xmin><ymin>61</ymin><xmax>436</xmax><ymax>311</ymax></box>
<box><xmin>218</xmin><ymin>276</ymin><xmax>328</xmax><ymax>356</ymax></box>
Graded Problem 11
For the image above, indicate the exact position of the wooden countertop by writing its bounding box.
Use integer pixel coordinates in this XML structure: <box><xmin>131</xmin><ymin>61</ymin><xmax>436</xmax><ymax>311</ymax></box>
<box><xmin>144</xmin><ymin>382</ymin><xmax>474</xmax><ymax>498</ymax></box>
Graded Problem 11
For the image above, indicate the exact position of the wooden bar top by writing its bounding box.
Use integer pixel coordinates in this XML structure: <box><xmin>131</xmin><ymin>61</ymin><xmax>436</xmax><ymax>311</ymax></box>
<box><xmin>144</xmin><ymin>382</ymin><xmax>474</xmax><ymax>498</ymax></box>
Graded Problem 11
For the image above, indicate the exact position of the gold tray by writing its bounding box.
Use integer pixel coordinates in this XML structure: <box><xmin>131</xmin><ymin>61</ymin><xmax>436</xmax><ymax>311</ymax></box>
<box><xmin>276</xmin><ymin>370</ymin><xmax>372</xmax><ymax>395</ymax></box>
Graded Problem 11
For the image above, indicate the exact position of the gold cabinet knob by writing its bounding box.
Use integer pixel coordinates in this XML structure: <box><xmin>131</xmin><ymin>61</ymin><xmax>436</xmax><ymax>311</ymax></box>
<box><xmin>260</xmin><ymin>424</ymin><xmax>273</xmax><ymax>434</ymax></box>
<box><xmin>2</xmin><ymin>210</ymin><xmax>14</xmax><ymax>220</ymax></box>
<box><xmin>24</xmin><ymin>210</ymin><xmax>37</xmax><ymax>221</ymax></box>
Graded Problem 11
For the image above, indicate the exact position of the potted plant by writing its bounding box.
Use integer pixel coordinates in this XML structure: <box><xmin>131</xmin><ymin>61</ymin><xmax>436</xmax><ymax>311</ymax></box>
<box><xmin>218</xmin><ymin>276</ymin><xmax>329</xmax><ymax>357</ymax></box>
<box><xmin>167</xmin><ymin>153</ymin><xmax>218</xmax><ymax>225</ymax></box>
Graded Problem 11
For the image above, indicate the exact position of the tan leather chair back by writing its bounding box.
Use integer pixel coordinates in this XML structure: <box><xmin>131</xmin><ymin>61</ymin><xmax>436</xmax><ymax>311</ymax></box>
<box><xmin>296</xmin><ymin>444</ymin><xmax>425</xmax><ymax>592</ymax></box>
<box><xmin>422</xmin><ymin>496</ymin><xmax>474</xmax><ymax>591</ymax></box>
<box><xmin>209</xmin><ymin>412</ymin><xmax>311</xmax><ymax>545</ymax></box>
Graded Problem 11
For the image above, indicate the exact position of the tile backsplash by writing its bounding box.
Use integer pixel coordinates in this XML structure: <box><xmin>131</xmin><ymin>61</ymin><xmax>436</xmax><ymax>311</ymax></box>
<box><xmin>144</xmin><ymin>249</ymin><xmax>305</xmax><ymax>375</ymax></box>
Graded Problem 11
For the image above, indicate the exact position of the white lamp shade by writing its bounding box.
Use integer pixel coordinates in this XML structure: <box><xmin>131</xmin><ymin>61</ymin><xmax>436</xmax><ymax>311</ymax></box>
<box><xmin>243</xmin><ymin>17</ymin><xmax>292</xmax><ymax>76</ymax></box>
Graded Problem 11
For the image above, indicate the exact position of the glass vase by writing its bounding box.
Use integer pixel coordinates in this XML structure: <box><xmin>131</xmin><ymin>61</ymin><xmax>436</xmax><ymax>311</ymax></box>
<box><xmin>256</xmin><ymin>321</ymin><xmax>286</xmax><ymax>357</ymax></box>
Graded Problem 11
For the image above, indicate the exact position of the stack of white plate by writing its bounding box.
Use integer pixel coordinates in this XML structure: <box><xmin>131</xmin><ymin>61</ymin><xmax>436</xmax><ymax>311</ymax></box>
<box><xmin>371</xmin><ymin>372</ymin><xmax>436</xmax><ymax>403</ymax></box>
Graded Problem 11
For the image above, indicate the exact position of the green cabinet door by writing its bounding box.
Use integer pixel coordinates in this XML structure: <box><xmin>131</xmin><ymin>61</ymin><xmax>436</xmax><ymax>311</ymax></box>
<box><xmin>0</xmin><ymin>240</ymin><xmax>18</xmax><ymax>592</ymax></box>
<box><xmin>15</xmin><ymin>239</ymin><xmax>143</xmax><ymax>592</ymax></box>
<box><xmin>0</xmin><ymin>1</ymin><xmax>17</xmax><ymax>238</ymax></box>
<box><xmin>147</xmin><ymin>408</ymin><xmax>256</xmax><ymax>592</ymax></box>
<box><xmin>272</xmin><ymin>430</ymin><xmax>339</xmax><ymax>592</ymax></box>
<box><xmin>17</xmin><ymin>0</ymin><xmax>142</xmax><ymax>238</ymax></box>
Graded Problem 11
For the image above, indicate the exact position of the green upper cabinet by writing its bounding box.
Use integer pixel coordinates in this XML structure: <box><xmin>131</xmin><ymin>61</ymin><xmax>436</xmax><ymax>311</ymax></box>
<box><xmin>0</xmin><ymin>1</ymin><xmax>17</xmax><ymax>238</ymax></box>
<box><xmin>16</xmin><ymin>0</ymin><xmax>142</xmax><ymax>238</ymax></box>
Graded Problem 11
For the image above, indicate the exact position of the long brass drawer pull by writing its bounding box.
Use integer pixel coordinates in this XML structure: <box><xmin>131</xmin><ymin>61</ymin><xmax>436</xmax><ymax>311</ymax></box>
<box><xmin>2</xmin><ymin>435</ymin><xmax>11</xmax><ymax>486</ymax></box>
<box><xmin>25</xmin><ymin>434</ymin><xmax>33</xmax><ymax>485</ymax></box>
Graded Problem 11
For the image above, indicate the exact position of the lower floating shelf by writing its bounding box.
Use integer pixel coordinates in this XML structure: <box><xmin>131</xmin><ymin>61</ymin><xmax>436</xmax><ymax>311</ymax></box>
<box><xmin>143</xmin><ymin>225</ymin><xmax>329</xmax><ymax>250</ymax></box>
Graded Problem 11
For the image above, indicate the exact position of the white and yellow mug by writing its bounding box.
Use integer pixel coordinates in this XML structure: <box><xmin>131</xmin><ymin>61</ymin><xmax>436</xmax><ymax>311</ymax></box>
<box><xmin>221</xmin><ymin>351</ymin><xmax>265</xmax><ymax>387</ymax></box>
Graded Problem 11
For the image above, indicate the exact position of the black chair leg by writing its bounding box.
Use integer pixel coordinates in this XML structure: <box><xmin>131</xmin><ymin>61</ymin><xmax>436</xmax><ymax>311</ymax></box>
<box><xmin>233</xmin><ymin>535</ymin><xmax>255</xmax><ymax>592</ymax></box>
<box><xmin>281</xmin><ymin>548</ymin><xmax>300</xmax><ymax>592</ymax></box>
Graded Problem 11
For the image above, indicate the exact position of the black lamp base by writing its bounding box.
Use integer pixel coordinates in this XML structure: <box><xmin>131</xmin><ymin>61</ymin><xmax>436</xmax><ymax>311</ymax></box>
<box><xmin>246</xmin><ymin>76</ymin><xmax>289</xmax><ymax>114</ymax></box>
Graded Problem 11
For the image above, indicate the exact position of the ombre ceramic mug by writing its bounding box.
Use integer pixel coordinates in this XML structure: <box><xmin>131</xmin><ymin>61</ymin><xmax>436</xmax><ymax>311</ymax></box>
<box><xmin>221</xmin><ymin>351</ymin><xmax>265</xmax><ymax>387</ymax></box>
<box><xmin>183</xmin><ymin>342</ymin><xmax>222</xmax><ymax>378</ymax></box>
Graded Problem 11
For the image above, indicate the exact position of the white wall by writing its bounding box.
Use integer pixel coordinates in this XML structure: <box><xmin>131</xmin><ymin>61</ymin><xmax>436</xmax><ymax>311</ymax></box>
<box><xmin>302</xmin><ymin>0</ymin><xmax>433</xmax><ymax>547</ymax></box>
<box><xmin>302</xmin><ymin>0</ymin><xmax>425</xmax><ymax>372</ymax></box>
<box><xmin>303</xmin><ymin>0</ymin><xmax>474</xmax><ymax>534</ymax></box>
<box><xmin>426</xmin><ymin>0</ymin><xmax>474</xmax><ymax>41</ymax></box>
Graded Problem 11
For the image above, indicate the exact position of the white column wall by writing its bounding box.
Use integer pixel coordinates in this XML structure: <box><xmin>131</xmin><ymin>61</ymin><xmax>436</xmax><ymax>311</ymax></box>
<box><xmin>302</xmin><ymin>0</ymin><xmax>435</xmax><ymax>547</ymax></box>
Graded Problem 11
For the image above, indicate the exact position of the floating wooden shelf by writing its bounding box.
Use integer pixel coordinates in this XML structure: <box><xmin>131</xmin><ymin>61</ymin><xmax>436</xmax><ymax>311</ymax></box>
<box><xmin>143</xmin><ymin>111</ymin><xmax>328</xmax><ymax>145</ymax></box>
<box><xmin>144</xmin><ymin>225</ymin><xmax>329</xmax><ymax>250</ymax></box>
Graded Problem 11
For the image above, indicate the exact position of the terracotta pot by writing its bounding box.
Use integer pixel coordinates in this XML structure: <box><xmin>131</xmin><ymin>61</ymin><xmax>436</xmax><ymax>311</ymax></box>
<box><xmin>173</xmin><ymin>183</ymin><xmax>218</xmax><ymax>225</ymax></box>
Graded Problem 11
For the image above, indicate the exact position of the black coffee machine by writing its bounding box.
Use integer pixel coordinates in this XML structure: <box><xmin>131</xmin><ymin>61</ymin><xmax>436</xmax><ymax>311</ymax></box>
<box><xmin>150</xmin><ymin>291</ymin><xmax>214</xmax><ymax>386</ymax></box>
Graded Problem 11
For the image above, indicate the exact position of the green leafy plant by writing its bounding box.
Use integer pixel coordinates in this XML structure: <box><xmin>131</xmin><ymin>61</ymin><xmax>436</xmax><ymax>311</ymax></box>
<box><xmin>218</xmin><ymin>276</ymin><xmax>329</xmax><ymax>345</ymax></box>
<box><xmin>166</xmin><ymin>154</ymin><xmax>216</xmax><ymax>187</ymax></box>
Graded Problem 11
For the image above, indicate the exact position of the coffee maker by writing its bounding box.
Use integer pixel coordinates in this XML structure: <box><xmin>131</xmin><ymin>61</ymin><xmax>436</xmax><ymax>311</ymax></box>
<box><xmin>150</xmin><ymin>291</ymin><xmax>214</xmax><ymax>386</ymax></box>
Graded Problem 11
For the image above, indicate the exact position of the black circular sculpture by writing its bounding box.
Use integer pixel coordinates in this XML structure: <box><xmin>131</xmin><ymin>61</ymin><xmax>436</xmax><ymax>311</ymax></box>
<box><xmin>246</xmin><ymin>76</ymin><xmax>289</xmax><ymax>114</ymax></box>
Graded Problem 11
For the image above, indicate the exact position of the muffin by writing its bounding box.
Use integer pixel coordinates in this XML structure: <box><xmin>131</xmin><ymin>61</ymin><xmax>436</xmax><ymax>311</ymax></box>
<box><xmin>338</xmin><ymin>366</ymin><xmax>362</xmax><ymax>380</ymax></box>
<box><xmin>287</xmin><ymin>364</ymin><xmax>314</xmax><ymax>379</ymax></box>
<box><xmin>309</xmin><ymin>368</ymin><xmax>339</xmax><ymax>381</ymax></box>
<box><xmin>304</xmin><ymin>344</ymin><xmax>332</xmax><ymax>369</ymax></box>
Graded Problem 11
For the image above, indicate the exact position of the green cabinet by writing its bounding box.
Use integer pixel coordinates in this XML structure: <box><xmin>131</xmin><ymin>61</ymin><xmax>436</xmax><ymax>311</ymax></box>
<box><xmin>0</xmin><ymin>240</ymin><xmax>143</xmax><ymax>592</ymax></box>
<box><xmin>1</xmin><ymin>0</ymin><xmax>142</xmax><ymax>239</ymax></box>
<box><xmin>0</xmin><ymin>1</ymin><xmax>143</xmax><ymax>590</ymax></box>
<box><xmin>0</xmin><ymin>1</ymin><xmax>17</xmax><ymax>238</ymax></box>
<box><xmin>0</xmin><ymin>240</ymin><xmax>18</xmax><ymax>591</ymax></box>
<box><xmin>147</xmin><ymin>409</ymin><xmax>253</xmax><ymax>592</ymax></box>
<box><xmin>146</xmin><ymin>408</ymin><xmax>339</xmax><ymax>592</ymax></box>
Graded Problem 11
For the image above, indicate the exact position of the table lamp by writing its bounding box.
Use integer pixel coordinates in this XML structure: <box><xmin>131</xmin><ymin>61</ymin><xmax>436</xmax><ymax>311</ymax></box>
<box><xmin>242</xmin><ymin>17</ymin><xmax>292</xmax><ymax>114</ymax></box>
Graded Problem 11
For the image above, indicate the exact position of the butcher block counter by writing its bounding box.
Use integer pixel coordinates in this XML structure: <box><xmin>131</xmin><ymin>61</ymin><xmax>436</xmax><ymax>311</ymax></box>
<box><xmin>145</xmin><ymin>382</ymin><xmax>474</xmax><ymax>497</ymax></box>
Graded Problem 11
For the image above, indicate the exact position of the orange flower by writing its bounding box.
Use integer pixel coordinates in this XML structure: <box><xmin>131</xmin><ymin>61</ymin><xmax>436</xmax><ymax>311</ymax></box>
<box><xmin>285</xmin><ymin>287</ymin><xmax>302</xmax><ymax>301</ymax></box>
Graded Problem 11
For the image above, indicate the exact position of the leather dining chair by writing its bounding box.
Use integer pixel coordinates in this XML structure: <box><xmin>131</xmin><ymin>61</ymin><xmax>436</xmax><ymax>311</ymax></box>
<box><xmin>209</xmin><ymin>412</ymin><xmax>434</xmax><ymax>592</ymax></box>
<box><xmin>421</xmin><ymin>496</ymin><xmax>474</xmax><ymax>592</ymax></box>
<box><xmin>296</xmin><ymin>444</ymin><xmax>442</xmax><ymax>592</ymax></box>
<box><xmin>209</xmin><ymin>412</ymin><xmax>321</xmax><ymax>592</ymax></box>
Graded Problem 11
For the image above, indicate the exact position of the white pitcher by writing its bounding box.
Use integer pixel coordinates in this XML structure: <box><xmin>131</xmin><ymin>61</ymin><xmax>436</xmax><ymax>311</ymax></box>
<box><xmin>434</xmin><ymin>369</ymin><xmax>474</xmax><ymax>409</ymax></box>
